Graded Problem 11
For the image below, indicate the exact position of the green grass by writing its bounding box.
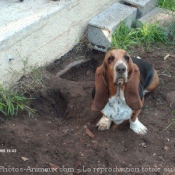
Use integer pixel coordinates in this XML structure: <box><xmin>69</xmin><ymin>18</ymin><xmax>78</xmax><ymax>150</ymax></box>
<box><xmin>0</xmin><ymin>58</ymin><xmax>45</xmax><ymax>120</ymax></box>
<box><xmin>0</xmin><ymin>62</ymin><xmax>43</xmax><ymax>119</ymax></box>
<box><xmin>111</xmin><ymin>22</ymin><xmax>138</xmax><ymax>50</ymax></box>
<box><xmin>111</xmin><ymin>21</ymin><xmax>168</xmax><ymax>50</ymax></box>
<box><xmin>136</xmin><ymin>23</ymin><xmax>168</xmax><ymax>47</ymax></box>
<box><xmin>158</xmin><ymin>0</ymin><xmax>175</xmax><ymax>12</ymax></box>
<box><xmin>0</xmin><ymin>86</ymin><xmax>36</xmax><ymax>119</ymax></box>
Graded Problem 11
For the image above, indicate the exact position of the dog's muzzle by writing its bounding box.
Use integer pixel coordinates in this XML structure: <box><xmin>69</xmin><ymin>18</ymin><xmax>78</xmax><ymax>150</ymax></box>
<box><xmin>115</xmin><ymin>64</ymin><xmax>127</xmax><ymax>85</ymax></box>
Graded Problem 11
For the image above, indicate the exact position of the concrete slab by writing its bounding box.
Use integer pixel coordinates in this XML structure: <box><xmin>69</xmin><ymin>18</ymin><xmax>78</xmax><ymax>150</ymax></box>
<box><xmin>0</xmin><ymin>0</ymin><xmax>118</xmax><ymax>84</ymax></box>
<box><xmin>88</xmin><ymin>2</ymin><xmax>137</xmax><ymax>51</ymax></box>
<box><xmin>137</xmin><ymin>7</ymin><xmax>175</xmax><ymax>34</ymax></box>
<box><xmin>0</xmin><ymin>0</ymin><xmax>65</xmax><ymax>44</ymax></box>
<box><xmin>121</xmin><ymin>0</ymin><xmax>158</xmax><ymax>17</ymax></box>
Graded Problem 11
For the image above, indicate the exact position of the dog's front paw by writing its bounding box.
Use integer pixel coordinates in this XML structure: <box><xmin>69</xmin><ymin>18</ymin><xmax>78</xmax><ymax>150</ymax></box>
<box><xmin>96</xmin><ymin>116</ymin><xmax>112</xmax><ymax>131</ymax></box>
<box><xmin>129</xmin><ymin>118</ymin><xmax>148</xmax><ymax>135</ymax></box>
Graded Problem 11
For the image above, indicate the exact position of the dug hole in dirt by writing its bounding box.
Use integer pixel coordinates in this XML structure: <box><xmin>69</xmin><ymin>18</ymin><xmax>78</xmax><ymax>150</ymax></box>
<box><xmin>0</xmin><ymin>44</ymin><xmax>175</xmax><ymax>175</ymax></box>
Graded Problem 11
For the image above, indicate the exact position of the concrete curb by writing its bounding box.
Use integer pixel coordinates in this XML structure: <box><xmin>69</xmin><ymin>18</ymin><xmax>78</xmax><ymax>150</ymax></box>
<box><xmin>0</xmin><ymin>0</ymin><xmax>118</xmax><ymax>84</ymax></box>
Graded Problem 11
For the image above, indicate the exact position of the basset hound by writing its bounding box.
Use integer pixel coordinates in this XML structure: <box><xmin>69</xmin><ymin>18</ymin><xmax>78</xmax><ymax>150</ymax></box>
<box><xmin>91</xmin><ymin>49</ymin><xmax>159</xmax><ymax>135</ymax></box>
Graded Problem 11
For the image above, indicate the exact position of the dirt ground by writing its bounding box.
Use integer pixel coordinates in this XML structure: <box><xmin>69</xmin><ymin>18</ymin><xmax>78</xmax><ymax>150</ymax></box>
<box><xmin>0</xmin><ymin>44</ymin><xmax>175</xmax><ymax>175</ymax></box>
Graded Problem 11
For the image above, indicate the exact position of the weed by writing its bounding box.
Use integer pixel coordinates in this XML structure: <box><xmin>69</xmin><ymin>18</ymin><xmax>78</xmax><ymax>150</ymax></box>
<box><xmin>111</xmin><ymin>21</ymin><xmax>138</xmax><ymax>50</ymax></box>
<box><xmin>135</xmin><ymin>23</ymin><xmax>168</xmax><ymax>48</ymax></box>
<box><xmin>0</xmin><ymin>59</ymin><xmax>44</xmax><ymax>119</ymax></box>
<box><xmin>158</xmin><ymin>0</ymin><xmax>175</xmax><ymax>12</ymax></box>
<box><xmin>111</xmin><ymin>21</ymin><xmax>168</xmax><ymax>50</ymax></box>
<box><xmin>0</xmin><ymin>86</ymin><xmax>36</xmax><ymax>118</ymax></box>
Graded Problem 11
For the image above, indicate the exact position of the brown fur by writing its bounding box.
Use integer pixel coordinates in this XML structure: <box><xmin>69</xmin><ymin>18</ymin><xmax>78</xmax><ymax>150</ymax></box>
<box><xmin>131</xmin><ymin>97</ymin><xmax>144</xmax><ymax>122</ymax></box>
<box><xmin>124</xmin><ymin>63</ymin><xmax>143</xmax><ymax>110</ymax></box>
<box><xmin>91</xmin><ymin>65</ymin><xmax>109</xmax><ymax>111</ymax></box>
<box><xmin>146</xmin><ymin>69</ymin><xmax>159</xmax><ymax>92</ymax></box>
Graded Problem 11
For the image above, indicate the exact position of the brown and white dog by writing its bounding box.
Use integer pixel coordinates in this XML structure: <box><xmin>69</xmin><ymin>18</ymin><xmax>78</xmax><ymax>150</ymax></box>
<box><xmin>91</xmin><ymin>49</ymin><xmax>159</xmax><ymax>135</ymax></box>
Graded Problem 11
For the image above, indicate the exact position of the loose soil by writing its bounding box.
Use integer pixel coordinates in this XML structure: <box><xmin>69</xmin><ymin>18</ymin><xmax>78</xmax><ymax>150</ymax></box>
<box><xmin>0</xmin><ymin>44</ymin><xmax>175</xmax><ymax>175</ymax></box>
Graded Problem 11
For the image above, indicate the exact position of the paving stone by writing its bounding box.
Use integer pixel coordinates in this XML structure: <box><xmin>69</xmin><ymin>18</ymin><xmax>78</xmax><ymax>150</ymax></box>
<box><xmin>88</xmin><ymin>2</ymin><xmax>137</xmax><ymax>52</ymax></box>
<box><xmin>122</xmin><ymin>0</ymin><xmax>158</xmax><ymax>17</ymax></box>
<box><xmin>137</xmin><ymin>7</ymin><xmax>175</xmax><ymax>34</ymax></box>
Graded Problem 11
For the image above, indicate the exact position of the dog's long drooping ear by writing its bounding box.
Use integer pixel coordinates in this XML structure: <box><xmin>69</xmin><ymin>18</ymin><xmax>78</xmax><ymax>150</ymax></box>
<box><xmin>91</xmin><ymin>64</ymin><xmax>109</xmax><ymax>112</ymax></box>
<box><xmin>124</xmin><ymin>63</ymin><xmax>143</xmax><ymax>110</ymax></box>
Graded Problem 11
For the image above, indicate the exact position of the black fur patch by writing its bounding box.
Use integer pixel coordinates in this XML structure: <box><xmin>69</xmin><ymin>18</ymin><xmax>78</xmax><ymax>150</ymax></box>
<box><xmin>133</xmin><ymin>57</ymin><xmax>154</xmax><ymax>89</ymax></box>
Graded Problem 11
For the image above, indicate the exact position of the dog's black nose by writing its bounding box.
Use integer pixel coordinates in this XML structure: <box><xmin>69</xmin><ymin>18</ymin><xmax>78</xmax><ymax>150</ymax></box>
<box><xmin>116</xmin><ymin>64</ymin><xmax>126</xmax><ymax>74</ymax></box>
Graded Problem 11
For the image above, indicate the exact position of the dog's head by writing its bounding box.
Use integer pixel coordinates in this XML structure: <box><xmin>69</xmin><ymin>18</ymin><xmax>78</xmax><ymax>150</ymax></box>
<box><xmin>91</xmin><ymin>49</ymin><xmax>143</xmax><ymax>111</ymax></box>
<box><xmin>103</xmin><ymin>49</ymin><xmax>133</xmax><ymax>86</ymax></box>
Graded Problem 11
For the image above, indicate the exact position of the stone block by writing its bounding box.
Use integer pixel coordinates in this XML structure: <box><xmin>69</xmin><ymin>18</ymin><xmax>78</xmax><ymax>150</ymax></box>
<box><xmin>122</xmin><ymin>0</ymin><xmax>158</xmax><ymax>17</ymax></box>
<box><xmin>88</xmin><ymin>2</ymin><xmax>137</xmax><ymax>51</ymax></box>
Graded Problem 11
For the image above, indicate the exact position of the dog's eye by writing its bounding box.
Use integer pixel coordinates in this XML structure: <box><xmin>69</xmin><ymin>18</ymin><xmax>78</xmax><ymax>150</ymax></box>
<box><xmin>124</xmin><ymin>55</ymin><xmax>130</xmax><ymax>62</ymax></box>
<box><xmin>108</xmin><ymin>56</ymin><xmax>114</xmax><ymax>63</ymax></box>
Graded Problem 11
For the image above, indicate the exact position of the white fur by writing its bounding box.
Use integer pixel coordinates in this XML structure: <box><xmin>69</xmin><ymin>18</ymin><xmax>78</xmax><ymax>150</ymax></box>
<box><xmin>96</xmin><ymin>115</ymin><xmax>112</xmax><ymax>131</ymax></box>
<box><xmin>96</xmin><ymin>89</ymin><xmax>132</xmax><ymax>131</ymax></box>
<box><xmin>143</xmin><ymin>90</ymin><xmax>149</xmax><ymax>95</ymax></box>
<box><xmin>101</xmin><ymin>90</ymin><xmax>132</xmax><ymax>125</ymax></box>
<box><xmin>129</xmin><ymin>118</ymin><xmax>148</xmax><ymax>135</ymax></box>
<box><xmin>97</xmin><ymin>90</ymin><xmax>148</xmax><ymax>135</ymax></box>
<box><xmin>113</xmin><ymin>59</ymin><xmax>128</xmax><ymax>84</ymax></box>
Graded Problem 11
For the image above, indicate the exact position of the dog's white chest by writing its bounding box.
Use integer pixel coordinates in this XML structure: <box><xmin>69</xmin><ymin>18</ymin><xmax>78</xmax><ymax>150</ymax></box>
<box><xmin>101</xmin><ymin>92</ymin><xmax>132</xmax><ymax>124</ymax></box>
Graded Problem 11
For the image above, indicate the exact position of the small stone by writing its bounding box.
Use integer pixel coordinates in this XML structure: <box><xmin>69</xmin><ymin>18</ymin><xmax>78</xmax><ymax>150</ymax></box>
<box><xmin>166</xmin><ymin>91</ymin><xmax>175</xmax><ymax>103</ymax></box>
<box><xmin>140</xmin><ymin>142</ymin><xmax>147</xmax><ymax>148</ymax></box>
<box><xmin>92</xmin><ymin>140</ymin><xmax>97</xmax><ymax>144</ymax></box>
<box><xmin>21</xmin><ymin>157</ymin><xmax>29</xmax><ymax>161</ymax></box>
<box><xmin>80</xmin><ymin>152</ymin><xmax>84</xmax><ymax>157</ymax></box>
<box><xmin>86</xmin><ymin>70</ymin><xmax>91</xmax><ymax>75</ymax></box>
<box><xmin>83</xmin><ymin>125</ymin><xmax>87</xmax><ymax>129</ymax></box>
<box><xmin>164</xmin><ymin>146</ymin><xmax>170</xmax><ymax>151</ymax></box>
